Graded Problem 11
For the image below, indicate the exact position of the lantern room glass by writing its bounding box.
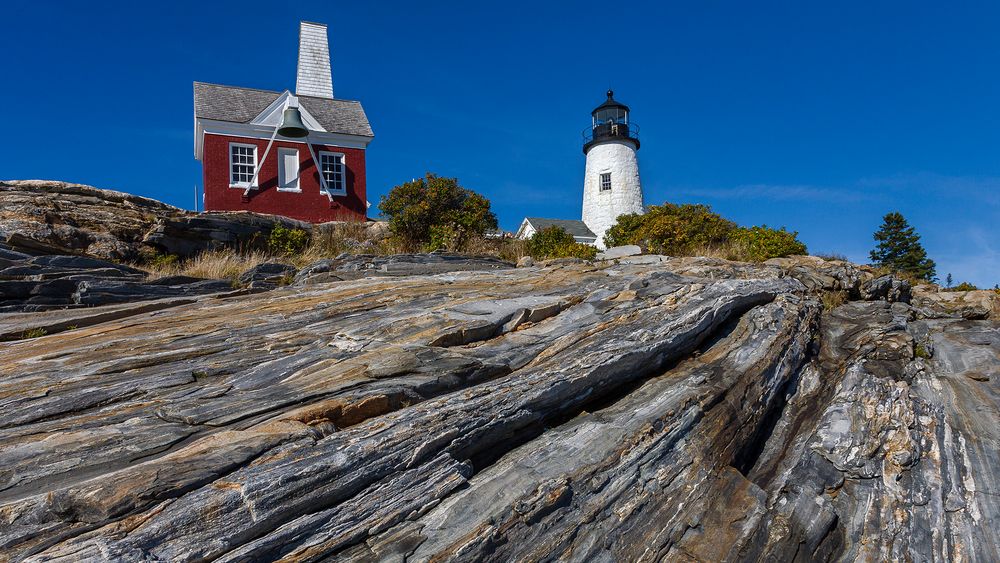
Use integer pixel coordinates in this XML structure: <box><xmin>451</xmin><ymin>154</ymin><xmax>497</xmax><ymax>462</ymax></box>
<box><xmin>593</xmin><ymin>107</ymin><xmax>628</xmax><ymax>127</ymax></box>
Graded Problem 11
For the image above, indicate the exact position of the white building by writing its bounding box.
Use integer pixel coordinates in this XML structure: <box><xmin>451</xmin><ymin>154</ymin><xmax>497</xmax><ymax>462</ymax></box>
<box><xmin>517</xmin><ymin>90</ymin><xmax>644</xmax><ymax>249</ymax></box>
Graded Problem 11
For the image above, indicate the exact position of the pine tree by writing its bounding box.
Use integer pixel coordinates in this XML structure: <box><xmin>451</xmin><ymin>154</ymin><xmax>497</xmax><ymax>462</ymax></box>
<box><xmin>946</xmin><ymin>273</ymin><xmax>953</xmax><ymax>288</ymax></box>
<box><xmin>869</xmin><ymin>212</ymin><xmax>937</xmax><ymax>281</ymax></box>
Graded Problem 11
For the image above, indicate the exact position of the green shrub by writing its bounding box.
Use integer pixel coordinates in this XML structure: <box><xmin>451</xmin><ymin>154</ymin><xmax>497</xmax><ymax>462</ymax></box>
<box><xmin>945</xmin><ymin>282</ymin><xmax>979</xmax><ymax>292</ymax></box>
<box><xmin>147</xmin><ymin>252</ymin><xmax>179</xmax><ymax>268</ymax></box>
<box><xmin>914</xmin><ymin>344</ymin><xmax>931</xmax><ymax>359</ymax></box>
<box><xmin>527</xmin><ymin>226</ymin><xmax>597</xmax><ymax>260</ymax></box>
<box><xmin>378</xmin><ymin>173</ymin><xmax>498</xmax><ymax>251</ymax></box>
<box><xmin>603</xmin><ymin>203</ymin><xmax>737</xmax><ymax>255</ymax></box>
<box><xmin>730</xmin><ymin>225</ymin><xmax>808</xmax><ymax>262</ymax></box>
<box><xmin>268</xmin><ymin>225</ymin><xmax>310</xmax><ymax>256</ymax></box>
<box><xmin>602</xmin><ymin>202</ymin><xmax>806</xmax><ymax>261</ymax></box>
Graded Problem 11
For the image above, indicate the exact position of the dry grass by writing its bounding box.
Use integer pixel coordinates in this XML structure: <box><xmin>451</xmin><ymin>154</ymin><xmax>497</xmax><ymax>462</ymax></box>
<box><xmin>139</xmin><ymin>249</ymin><xmax>273</xmax><ymax>282</ymax></box>
<box><xmin>821</xmin><ymin>290</ymin><xmax>849</xmax><ymax>311</ymax></box>
<box><xmin>460</xmin><ymin>237</ymin><xmax>529</xmax><ymax>262</ymax></box>
<box><xmin>135</xmin><ymin>226</ymin><xmax>531</xmax><ymax>284</ymax></box>
<box><xmin>687</xmin><ymin>241</ymin><xmax>753</xmax><ymax>262</ymax></box>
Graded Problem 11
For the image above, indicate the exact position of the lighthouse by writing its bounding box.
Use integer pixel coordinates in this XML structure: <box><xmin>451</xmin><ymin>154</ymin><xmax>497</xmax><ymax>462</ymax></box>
<box><xmin>581</xmin><ymin>90</ymin><xmax>644</xmax><ymax>249</ymax></box>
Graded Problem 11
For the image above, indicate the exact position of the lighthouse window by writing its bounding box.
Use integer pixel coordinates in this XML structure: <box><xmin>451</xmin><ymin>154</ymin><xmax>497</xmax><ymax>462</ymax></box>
<box><xmin>319</xmin><ymin>151</ymin><xmax>346</xmax><ymax>195</ymax></box>
<box><xmin>229</xmin><ymin>143</ymin><xmax>257</xmax><ymax>187</ymax></box>
<box><xmin>600</xmin><ymin>173</ymin><xmax>612</xmax><ymax>191</ymax></box>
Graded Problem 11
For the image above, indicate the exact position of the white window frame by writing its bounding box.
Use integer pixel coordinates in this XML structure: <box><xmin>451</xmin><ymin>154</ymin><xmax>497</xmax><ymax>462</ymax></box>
<box><xmin>277</xmin><ymin>148</ymin><xmax>301</xmax><ymax>192</ymax></box>
<box><xmin>319</xmin><ymin>151</ymin><xmax>347</xmax><ymax>196</ymax></box>
<box><xmin>228</xmin><ymin>142</ymin><xmax>258</xmax><ymax>188</ymax></box>
<box><xmin>600</xmin><ymin>172</ymin><xmax>612</xmax><ymax>192</ymax></box>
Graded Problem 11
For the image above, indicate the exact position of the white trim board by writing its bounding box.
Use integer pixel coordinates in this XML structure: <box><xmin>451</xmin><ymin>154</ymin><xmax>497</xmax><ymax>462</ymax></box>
<box><xmin>194</xmin><ymin>118</ymin><xmax>372</xmax><ymax>160</ymax></box>
<box><xmin>251</xmin><ymin>90</ymin><xmax>326</xmax><ymax>132</ymax></box>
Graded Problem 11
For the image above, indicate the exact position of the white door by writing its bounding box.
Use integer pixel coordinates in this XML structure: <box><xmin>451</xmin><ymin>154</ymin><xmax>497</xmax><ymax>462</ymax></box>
<box><xmin>278</xmin><ymin>148</ymin><xmax>300</xmax><ymax>191</ymax></box>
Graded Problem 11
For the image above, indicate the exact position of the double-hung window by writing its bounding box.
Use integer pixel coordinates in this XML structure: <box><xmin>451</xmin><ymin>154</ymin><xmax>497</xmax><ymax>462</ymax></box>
<box><xmin>229</xmin><ymin>143</ymin><xmax>257</xmax><ymax>187</ymax></box>
<box><xmin>319</xmin><ymin>151</ymin><xmax>346</xmax><ymax>195</ymax></box>
<box><xmin>600</xmin><ymin>172</ymin><xmax>612</xmax><ymax>192</ymax></box>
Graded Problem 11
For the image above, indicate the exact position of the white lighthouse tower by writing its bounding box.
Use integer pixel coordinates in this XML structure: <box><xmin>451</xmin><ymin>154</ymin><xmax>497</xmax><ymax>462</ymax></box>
<box><xmin>581</xmin><ymin>90</ymin><xmax>644</xmax><ymax>249</ymax></box>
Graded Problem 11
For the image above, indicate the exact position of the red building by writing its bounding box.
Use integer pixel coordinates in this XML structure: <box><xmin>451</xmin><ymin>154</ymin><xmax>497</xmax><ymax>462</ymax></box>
<box><xmin>193</xmin><ymin>22</ymin><xmax>374</xmax><ymax>223</ymax></box>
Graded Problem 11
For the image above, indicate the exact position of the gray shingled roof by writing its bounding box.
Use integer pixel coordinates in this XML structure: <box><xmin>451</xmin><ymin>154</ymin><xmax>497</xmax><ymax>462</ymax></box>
<box><xmin>193</xmin><ymin>82</ymin><xmax>373</xmax><ymax>137</ymax></box>
<box><xmin>524</xmin><ymin>217</ymin><xmax>597</xmax><ymax>241</ymax></box>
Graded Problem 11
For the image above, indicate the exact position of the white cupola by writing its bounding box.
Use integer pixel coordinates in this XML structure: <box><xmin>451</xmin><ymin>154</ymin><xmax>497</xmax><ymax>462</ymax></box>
<box><xmin>581</xmin><ymin>90</ymin><xmax>644</xmax><ymax>249</ymax></box>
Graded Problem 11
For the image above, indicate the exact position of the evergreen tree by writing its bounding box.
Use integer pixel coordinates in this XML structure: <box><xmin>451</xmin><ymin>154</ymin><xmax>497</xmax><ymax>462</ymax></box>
<box><xmin>946</xmin><ymin>273</ymin><xmax>953</xmax><ymax>288</ymax></box>
<box><xmin>869</xmin><ymin>212</ymin><xmax>937</xmax><ymax>281</ymax></box>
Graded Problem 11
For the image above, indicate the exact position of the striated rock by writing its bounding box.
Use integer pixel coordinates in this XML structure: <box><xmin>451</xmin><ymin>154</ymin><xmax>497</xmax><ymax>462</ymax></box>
<box><xmin>0</xmin><ymin>180</ymin><xmax>182</xmax><ymax>261</ymax></box>
<box><xmin>0</xmin><ymin>181</ymin><xmax>326</xmax><ymax>262</ymax></box>
<box><xmin>912</xmin><ymin>284</ymin><xmax>999</xmax><ymax>320</ymax></box>
<box><xmin>143</xmin><ymin>213</ymin><xmax>313</xmax><ymax>258</ymax></box>
<box><xmin>0</xmin><ymin>242</ymin><xmax>232</xmax><ymax>315</ymax></box>
<box><xmin>859</xmin><ymin>274</ymin><xmax>912</xmax><ymax>303</ymax></box>
<box><xmin>765</xmin><ymin>255</ymin><xmax>870</xmax><ymax>293</ymax></box>
<box><xmin>596</xmin><ymin>244</ymin><xmax>642</xmax><ymax>260</ymax></box>
<box><xmin>237</xmin><ymin>263</ymin><xmax>297</xmax><ymax>289</ymax></box>
<box><xmin>0</xmin><ymin>256</ymin><xmax>996</xmax><ymax>562</ymax></box>
<box><xmin>294</xmin><ymin>253</ymin><xmax>513</xmax><ymax>285</ymax></box>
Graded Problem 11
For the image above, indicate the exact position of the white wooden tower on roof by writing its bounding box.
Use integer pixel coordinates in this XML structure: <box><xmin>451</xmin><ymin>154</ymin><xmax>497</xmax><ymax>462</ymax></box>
<box><xmin>581</xmin><ymin>90</ymin><xmax>644</xmax><ymax>249</ymax></box>
<box><xmin>296</xmin><ymin>22</ymin><xmax>334</xmax><ymax>99</ymax></box>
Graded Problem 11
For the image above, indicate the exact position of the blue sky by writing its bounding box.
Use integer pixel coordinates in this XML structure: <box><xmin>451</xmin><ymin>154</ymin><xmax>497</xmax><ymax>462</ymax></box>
<box><xmin>3</xmin><ymin>1</ymin><xmax>998</xmax><ymax>286</ymax></box>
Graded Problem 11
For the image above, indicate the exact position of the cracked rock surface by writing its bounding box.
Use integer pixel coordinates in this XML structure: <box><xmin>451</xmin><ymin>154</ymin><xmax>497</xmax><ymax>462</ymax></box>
<box><xmin>0</xmin><ymin>256</ymin><xmax>996</xmax><ymax>562</ymax></box>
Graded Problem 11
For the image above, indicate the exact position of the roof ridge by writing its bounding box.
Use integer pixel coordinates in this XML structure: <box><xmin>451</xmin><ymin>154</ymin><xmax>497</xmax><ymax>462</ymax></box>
<box><xmin>193</xmin><ymin>81</ymin><xmax>282</xmax><ymax>95</ymax></box>
<box><xmin>193</xmin><ymin>81</ymin><xmax>363</xmax><ymax>105</ymax></box>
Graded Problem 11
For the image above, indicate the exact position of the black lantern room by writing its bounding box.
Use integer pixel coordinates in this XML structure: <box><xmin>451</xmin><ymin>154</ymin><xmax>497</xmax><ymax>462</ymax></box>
<box><xmin>583</xmin><ymin>89</ymin><xmax>639</xmax><ymax>153</ymax></box>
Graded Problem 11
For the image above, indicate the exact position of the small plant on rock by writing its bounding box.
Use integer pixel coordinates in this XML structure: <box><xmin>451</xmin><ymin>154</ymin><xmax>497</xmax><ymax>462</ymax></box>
<box><xmin>21</xmin><ymin>328</ymin><xmax>47</xmax><ymax>339</ymax></box>
<box><xmin>148</xmin><ymin>252</ymin><xmax>180</xmax><ymax>269</ymax></box>
<box><xmin>945</xmin><ymin>282</ymin><xmax>979</xmax><ymax>292</ymax></box>
<box><xmin>821</xmin><ymin>290</ymin><xmax>848</xmax><ymax>311</ymax></box>
<box><xmin>268</xmin><ymin>225</ymin><xmax>311</xmax><ymax>256</ymax></box>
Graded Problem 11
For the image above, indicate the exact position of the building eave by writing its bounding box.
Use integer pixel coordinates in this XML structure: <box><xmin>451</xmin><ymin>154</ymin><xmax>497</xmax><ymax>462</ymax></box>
<box><xmin>194</xmin><ymin>118</ymin><xmax>373</xmax><ymax>161</ymax></box>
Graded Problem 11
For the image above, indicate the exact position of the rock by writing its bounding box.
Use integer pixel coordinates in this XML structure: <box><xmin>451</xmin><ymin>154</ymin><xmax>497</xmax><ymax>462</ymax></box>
<box><xmin>617</xmin><ymin>254</ymin><xmax>667</xmax><ymax>265</ymax></box>
<box><xmin>366</xmin><ymin>220</ymin><xmax>390</xmax><ymax>240</ymax></box>
<box><xmin>0</xmin><ymin>242</ymin><xmax>232</xmax><ymax>314</ymax></box>
<box><xmin>0</xmin><ymin>181</ymin><xmax>343</xmax><ymax>262</ymax></box>
<box><xmin>912</xmin><ymin>285</ymin><xmax>999</xmax><ymax>320</ymax></box>
<box><xmin>0</xmin><ymin>256</ymin><xmax>996</xmax><ymax>561</ymax></box>
<box><xmin>143</xmin><ymin>213</ymin><xmax>312</xmax><ymax>258</ymax></box>
<box><xmin>0</xmin><ymin>180</ymin><xmax>182</xmax><ymax>261</ymax></box>
<box><xmin>237</xmin><ymin>263</ymin><xmax>297</xmax><ymax>289</ymax></box>
<box><xmin>295</xmin><ymin>253</ymin><xmax>513</xmax><ymax>284</ymax></box>
<box><xmin>0</xmin><ymin>297</ymin><xmax>202</xmax><ymax>341</ymax></box>
<box><xmin>765</xmin><ymin>255</ymin><xmax>869</xmax><ymax>293</ymax></box>
<box><xmin>516</xmin><ymin>256</ymin><xmax>534</xmax><ymax>268</ymax></box>
<box><xmin>596</xmin><ymin>244</ymin><xmax>642</xmax><ymax>260</ymax></box>
<box><xmin>75</xmin><ymin>279</ymin><xmax>233</xmax><ymax>306</ymax></box>
<box><xmin>859</xmin><ymin>274</ymin><xmax>912</xmax><ymax>303</ymax></box>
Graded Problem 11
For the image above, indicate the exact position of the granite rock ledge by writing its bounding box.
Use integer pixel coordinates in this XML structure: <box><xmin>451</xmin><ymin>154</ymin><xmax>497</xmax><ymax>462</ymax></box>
<box><xmin>0</xmin><ymin>256</ymin><xmax>996</xmax><ymax>562</ymax></box>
